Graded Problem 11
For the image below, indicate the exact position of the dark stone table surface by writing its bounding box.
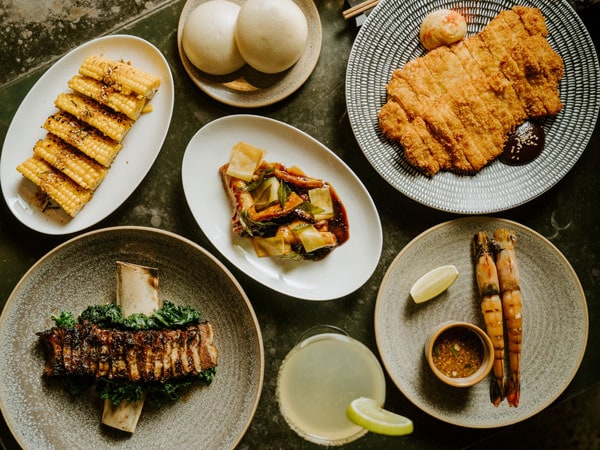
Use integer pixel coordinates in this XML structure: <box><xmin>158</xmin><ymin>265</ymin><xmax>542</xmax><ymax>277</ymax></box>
<box><xmin>1</xmin><ymin>1</ymin><xmax>598</xmax><ymax>448</ymax></box>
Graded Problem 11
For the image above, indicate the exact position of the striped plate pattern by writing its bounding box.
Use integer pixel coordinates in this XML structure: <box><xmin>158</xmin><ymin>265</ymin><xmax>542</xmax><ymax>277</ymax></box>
<box><xmin>346</xmin><ymin>0</ymin><xmax>599</xmax><ymax>213</ymax></box>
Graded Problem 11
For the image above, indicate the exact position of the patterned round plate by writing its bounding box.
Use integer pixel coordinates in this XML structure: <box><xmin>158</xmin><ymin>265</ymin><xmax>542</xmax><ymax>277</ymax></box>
<box><xmin>346</xmin><ymin>0</ymin><xmax>600</xmax><ymax>213</ymax></box>
<box><xmin>375</xmin><ymin>217</ymin><xmax>588</xmax><ymax>427</ymax></box>
<box><xmin>0</xmin><ymin>227</ymin><xmax>264</xmax><ymax>449</ymax></box>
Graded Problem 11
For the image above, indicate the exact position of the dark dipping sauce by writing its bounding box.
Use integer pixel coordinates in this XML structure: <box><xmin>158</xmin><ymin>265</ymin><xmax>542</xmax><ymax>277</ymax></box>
<box><xmin>500</xmin><ymin>121</ymin><xmax>545</xmax><ymax>165</ymax></box>
<box><xmin>432</xmin><ymin>327</ymin><xmax>484</xmax><ymax>378</ymax></box>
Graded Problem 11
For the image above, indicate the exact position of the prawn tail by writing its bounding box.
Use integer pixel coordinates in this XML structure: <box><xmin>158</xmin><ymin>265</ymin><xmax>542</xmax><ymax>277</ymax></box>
<box><xmin>506</xmin><ymin>374</ymin><xmax>520</xmax><ymax>407</ymax></box>
<box><xmin>490</xmin><ymin>376</ymin><xmax>505</xmax><ymax>407</ymax></box>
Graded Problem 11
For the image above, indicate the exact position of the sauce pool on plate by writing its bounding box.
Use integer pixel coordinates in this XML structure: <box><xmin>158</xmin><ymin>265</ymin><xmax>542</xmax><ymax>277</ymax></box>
<box><xmin>500</xmin><ymin>121</ymin><xmax>545</xmax><ymax>165</ymax></box>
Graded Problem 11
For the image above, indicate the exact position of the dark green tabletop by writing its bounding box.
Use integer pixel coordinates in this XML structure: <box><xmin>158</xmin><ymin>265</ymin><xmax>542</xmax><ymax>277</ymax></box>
<box><xmin>1</xmin><ymin>1</ymin><xmax>599</xmax><ymax>449</ymax></box>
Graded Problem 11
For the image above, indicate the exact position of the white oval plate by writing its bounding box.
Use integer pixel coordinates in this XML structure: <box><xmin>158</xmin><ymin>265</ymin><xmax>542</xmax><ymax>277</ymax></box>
<box><xmin>177</xmin><ymin>0</ymin><xmax>322</xmax><ymax>108</ymax></box>
<box><xmin>0</xmin><ymin>34</ymin><xmax>174</xmax><ymax>234</ymax></box>
<box><xmin>182</xmin><ymin>115</ymin><xmax>382</xmax><ymax>300</ymax></box>
<box><xmin>376</xmin><ymin>217</ymin><xmax>588</xmax><ymax>428</ymax></box>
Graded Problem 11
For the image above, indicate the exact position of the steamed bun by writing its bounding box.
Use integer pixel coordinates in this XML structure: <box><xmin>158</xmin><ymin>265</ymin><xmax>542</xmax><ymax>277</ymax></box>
<box><xmin>235</xmin><ymin>0</ymin><xmax>308</xmax><ymax>74</ymax></box>
<box><xmin>182</xmin><ymin>0</ymin><xmax>245</xmax><ymax>76</ymax></box>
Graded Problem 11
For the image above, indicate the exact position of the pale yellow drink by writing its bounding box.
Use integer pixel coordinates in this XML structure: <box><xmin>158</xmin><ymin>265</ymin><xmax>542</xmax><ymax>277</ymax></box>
<box><xmin>277</xmin><ymin>332</ymin><xmax>386</xmax><ymax>446</ymax></box>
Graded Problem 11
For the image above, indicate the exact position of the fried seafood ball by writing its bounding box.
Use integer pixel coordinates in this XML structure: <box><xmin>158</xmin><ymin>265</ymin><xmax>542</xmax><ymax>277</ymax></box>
<box><xmin>419</xmin><ymin>9</ymin><xmax>467</xmax><ymax>51</ymax></box>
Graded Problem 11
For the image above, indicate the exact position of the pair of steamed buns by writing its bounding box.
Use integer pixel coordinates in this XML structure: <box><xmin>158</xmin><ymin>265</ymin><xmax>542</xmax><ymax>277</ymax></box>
<box><xmin>182</xmin><ymin>0</ymin><xmax>308</xmax><ymax>76</ymax></box>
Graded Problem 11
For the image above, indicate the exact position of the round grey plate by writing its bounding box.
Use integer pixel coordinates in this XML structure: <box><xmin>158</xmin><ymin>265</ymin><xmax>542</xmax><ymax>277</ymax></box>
<box><xmin>375</xmin><ymin>217</ymin><xmax>588</xmax><ymax>428</ymax></box>
<box><xmin>346</xmin><ymin>0</ymin><xmax>600</xmax><ymax>214</ymax></box>
<box><xmin>177</xmin><ymin>0</ymin><xmax>322</xmax><ymax>108</ymax></box>
<box><xmin>0</xmin><ymin>227</ymin><xmax>264</xmax><ymax>449</ymax></box>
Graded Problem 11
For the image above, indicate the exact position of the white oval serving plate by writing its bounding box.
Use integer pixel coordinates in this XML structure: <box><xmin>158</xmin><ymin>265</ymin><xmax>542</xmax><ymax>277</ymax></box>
<box><xmin>0</xmin><ymin>34</ymin><xmax>174</xmax><ymax>234</ymax></box>
<box><xmin>182</xmin><ymin>114</ymin><xmax>382</xmax><ymax>300</ymax></box>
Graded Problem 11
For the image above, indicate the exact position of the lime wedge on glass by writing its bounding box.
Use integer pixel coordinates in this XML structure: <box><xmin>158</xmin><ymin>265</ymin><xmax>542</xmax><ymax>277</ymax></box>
<box><xmin>346</xmin><ymin>397</ymin><xmax>414</xmax><ymax>436</ymax></box>
<box><xmin>410</xmin><ymin>264</ymin><xmax>459</xmax><ymax>304</ymax></box>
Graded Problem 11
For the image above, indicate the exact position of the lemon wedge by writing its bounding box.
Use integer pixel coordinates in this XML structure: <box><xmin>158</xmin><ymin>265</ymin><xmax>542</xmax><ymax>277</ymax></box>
<box><xmin>410</xmin><ymin>265</ymin><xmax>459</xmax><ymax>304</ymax></box>
<box><xmin>346</xmin><ymin>397</ymin><xmax>414</xmax><ymax>436</ymax></box>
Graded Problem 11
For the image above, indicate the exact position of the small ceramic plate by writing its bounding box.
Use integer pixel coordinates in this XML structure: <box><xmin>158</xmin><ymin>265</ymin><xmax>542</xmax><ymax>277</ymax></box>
<box><xmin>346</xmin><ymin>0</ymin><xmax>600</xmax><ymax>213</ymax></box>
<box><xmin>177</xmin><ymin>0</ymin><xmax>322</xmax><ymax>107</ymax></box>
<box><xmin>0</xmin><ymin>35</ymin><xmax>174</xmax><ymax>234</ymax></box>
<box><xmin>181</xmin><ymin>114</ymin><xmax>382</xmax><ymax>300</ymax></box>
<box><xmin>375</xmin><ymin>217</ymin><xmax>588</xmax><ymax>428</ymax></box>
<box><xmin>0</xmin><ymin>227</ymin><xmax>264</xmax><ymax>449</ymax></box>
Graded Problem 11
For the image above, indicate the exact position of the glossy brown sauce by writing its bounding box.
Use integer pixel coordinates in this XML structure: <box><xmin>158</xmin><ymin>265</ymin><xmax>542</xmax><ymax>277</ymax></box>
<box><xmin>500</xmin><ymin>121</ymin><xmax>545</xmax><ymax>165</ymax></box>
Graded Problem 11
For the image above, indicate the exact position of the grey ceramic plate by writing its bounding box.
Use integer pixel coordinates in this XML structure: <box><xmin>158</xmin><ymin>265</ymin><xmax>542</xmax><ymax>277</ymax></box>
<box><xmin>346</xmin><ymin>0</ymin><xmax>600</xmax><ymax>214</ymax></box>
<box><xmin>177</xmin><ymin>0</ymin><xmax>322</xmax><ymax>108</ymax></box>
<box><xmin>0</xmin><ymin>227</ymin><xmax>264</xmax><ymax>449</ymax></box>
<box><xmin>375</xmin><ymin>217</ymin><xmax>588</xmax><ymax>428</ymax></box>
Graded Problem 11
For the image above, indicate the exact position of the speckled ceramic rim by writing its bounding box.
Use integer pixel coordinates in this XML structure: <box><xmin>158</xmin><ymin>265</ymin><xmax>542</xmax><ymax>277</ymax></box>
<box><xmin>0</xmin><ymin>226</ymin><xmax>264</xmax><ymax>449</ymax></box>
<box><xmin>346</xmin><ymin>0</ymin><xmax>600</xmax><ymax>213</ymax></box>
<box><xmin>177</xmin><ymin>0</ymin><xmax>322</xmax><ymax>108</ymax></box>
<box><xmin>425</xmin><ymin>321</ymin><xmax>494</xmax><ymax>388</ymax></box>
<box><xmin>374</xmin><ymin>217</ymin><xmax>588</xmax><ymax>428</ymax></box>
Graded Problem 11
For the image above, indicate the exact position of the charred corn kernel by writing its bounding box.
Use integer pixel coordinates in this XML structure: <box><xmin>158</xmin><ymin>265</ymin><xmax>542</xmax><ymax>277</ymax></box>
<box><xmin>54</xmin><ymin>92</ymin><xmax>133</xmax><ymax>142</ymax></box>
<box><xmin>16</xmin><ymin>156</ymin><xmax>92</xmax><ymax>217</ymax></box>
<box><xmin>68</xmin><ymin>75</ymin><xmax>147</xmax><ymax>120</ymax></box>
<box><xmin>43</xmin><ymin>112</ymin><xmax>122</xmax><ymax>167</ymax></box>
<box><xmin>33</xmin><ymin>135</ymin><xmax>108</xmax><ymax>190</ymax></box>
<box><xmin>79</xmin><ymin>55</ymin><xmax>161</xmax><ymax>99</ymax></box>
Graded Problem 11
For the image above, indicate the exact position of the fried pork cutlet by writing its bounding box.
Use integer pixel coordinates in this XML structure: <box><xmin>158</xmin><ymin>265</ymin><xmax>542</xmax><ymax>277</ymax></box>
<box><xmin>378</xmin><ymin>6</ymin><xmax>564</xmax><ymax>176</ymax></box>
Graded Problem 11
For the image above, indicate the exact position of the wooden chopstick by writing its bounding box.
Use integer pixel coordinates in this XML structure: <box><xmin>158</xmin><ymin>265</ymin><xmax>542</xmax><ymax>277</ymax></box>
<box><xmin>342</xmin><ymin>0</ymin><xmax>379</xmax><ymax>20</ymax></box>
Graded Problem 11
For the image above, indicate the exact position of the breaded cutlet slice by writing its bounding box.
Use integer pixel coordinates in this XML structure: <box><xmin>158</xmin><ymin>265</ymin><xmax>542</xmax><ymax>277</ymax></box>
<box><xmin>505</xmin><ymin>36</ymin><xmax>564</xmax><ymax>116</ymax></box>
<box><xmin>419</xmin><ymin>49</ymin><xmax>485</xmax><ymax>171</ymax></box>
<box><xmin>478</xmin><ymin>15</ymin><xmax>551</xmax><ymax>116</ymax></box>
<box><xmin>409</xmin><ymin>117</ymin><xmax>452</xmax><ymax>171</ymax></box>
<box><xmin>387</xmin><ymin>58</ymin><xmax>444</xmax><ymax>122</ymax></box>
<box><xmin>385</xmin><ymin>61</ymin><xmax>455</xmax><ymax>171</ymax></box>
<box><xmin>444</xmin><ymin>86</ymin><xmax>506</xmax><ymax>164</ymax></box>
<box><xmin>497</xmin><ymin>8</ymin><xmax>534</xmax><ymax>39</ymax></box>
<box><xmin>423</xmin><ymin>48</ymin><xmax>515</xmax><ymax>171</ymax></box>
<box><xmin>451</xmin><ymin>39</ymin><xmax>526</xmax><ymax>132</ymax></box>
<box><xmin>462</xmin><ymin>36</ymin><xmax>533</xmax><ymax>131</ymax></box>
<box><xmin>385</xmin><ymin>72</ymin><xmax>423</xmax><ymax>119</ymax></box>
<box><xmin>513</xmin><ymin>5</ymin><xmax>548</xmax><ymax>37</ymax></box>
<box><xmin>421</xmin><ymin>45</ymin><xmax>470</xmax><ymax>91</ymax></box>
<box><xmin>449</xmin><ymin>40</ymin><xmax>520</xmax><ymax>152</ymax></box>
<box><xmin>379</xmin><ymin>101</ymin><xmax>441</xmax><ymax>175</ymax></box>
<box><xmin>398</xmin><ymin>59</ymin><xmax>445</xmax><ymax>99</ymax></box>
<box><xmin>528</xmin><ymin>35</ymin><xmax>565</xmax><ymax>83</ymax></box>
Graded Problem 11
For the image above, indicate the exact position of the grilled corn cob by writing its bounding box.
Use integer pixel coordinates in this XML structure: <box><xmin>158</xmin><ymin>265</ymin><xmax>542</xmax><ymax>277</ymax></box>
<box><xmin>79</xmin><ymin>55</ymin><xmax>161</xmax><ymax>99</ymax></box>
<box><xmin>68</xmin><ymin>75</ymin><xmax>147</xmax><ymax>120</ymax></box>
<box><xmin>16</xmin><ymin>156</ymin><xmax>92</xmax><ymax>217</ymax></box>
<box><xmin>33</xmin><ymin>134</ymin><xmax>108</xmax><ymax>190</ymax></box>
<box><xmin>54</xmin><ymin>92</ymin><xmax>133</xmax><ymax>143</ymax></box>
<box><xmin>43</xmin><ymin>112</ymin><xmax>122</xmax><ymax>167</ymax></box>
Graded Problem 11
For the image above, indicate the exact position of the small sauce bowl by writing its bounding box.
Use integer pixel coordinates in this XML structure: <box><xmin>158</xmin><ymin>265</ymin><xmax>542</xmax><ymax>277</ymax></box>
<box><xmin>425</xmin><ymin>321</ymin><xmax>494</xmax><ymax>388</ymax></box>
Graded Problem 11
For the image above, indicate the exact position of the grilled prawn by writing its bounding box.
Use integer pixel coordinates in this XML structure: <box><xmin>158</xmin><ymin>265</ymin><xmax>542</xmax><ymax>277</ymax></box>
<box><xmin>494</xmin><ymin>228</ymin><xmax>523</xmax><ymax>407</ymax></box>
<box><xmin>472</xmin><ymin>231</ymin><xmax>505</xmax><ymax>406</ymax></box>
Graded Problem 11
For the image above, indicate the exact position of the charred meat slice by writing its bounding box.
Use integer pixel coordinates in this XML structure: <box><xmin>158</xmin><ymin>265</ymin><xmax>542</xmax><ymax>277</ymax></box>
<box><xmin>38</xmin><ymin>322</ymin><xmax>217</xmax><ymax>382</ymax></box>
